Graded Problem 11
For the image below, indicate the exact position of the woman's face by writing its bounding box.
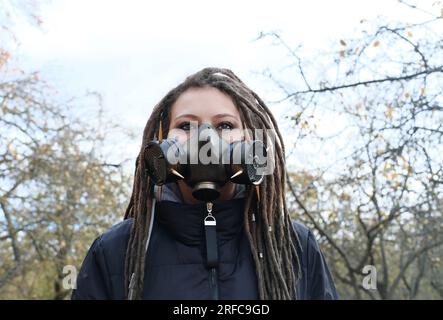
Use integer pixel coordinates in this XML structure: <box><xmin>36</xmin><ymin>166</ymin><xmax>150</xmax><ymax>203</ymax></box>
<box><xmin>167</xmin><ymin>87</ymin><xmax>244</xmax><ymax>144</ymax></box>
<box><xmin>166</xmin><ymin>86</ymin><xmax>245</xmax><ymax>204</ymax></box>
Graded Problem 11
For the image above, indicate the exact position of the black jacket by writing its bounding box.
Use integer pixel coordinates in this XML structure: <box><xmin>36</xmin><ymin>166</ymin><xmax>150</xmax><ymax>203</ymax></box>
<box><xmin>71</xmin><ymin>197</ymin><xmax>338</xmax><ymax>300</ymax></box>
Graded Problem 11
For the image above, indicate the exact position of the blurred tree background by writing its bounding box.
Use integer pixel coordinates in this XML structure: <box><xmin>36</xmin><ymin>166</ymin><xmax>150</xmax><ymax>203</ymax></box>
<box><xmin>259</xmin><ymin>1</ymin><xmax>443</xmax><ymax>299</ymax></box>
<box><xmin>0</xmin><ymin>1</ymin><xmax>132</xmax><ymax>299</ymax></box>
<box><xmin>0</xmin><ymin>0</ymin><xmax>442</xmax><ymax>299</ymax></box>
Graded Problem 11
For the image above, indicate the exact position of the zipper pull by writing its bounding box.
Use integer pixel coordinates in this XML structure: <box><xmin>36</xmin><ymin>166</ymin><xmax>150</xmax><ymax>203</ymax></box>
<box><xmin>205</xmin><ymin>202</ymin><xmax>215</xmax><ymax>225</ymax></box>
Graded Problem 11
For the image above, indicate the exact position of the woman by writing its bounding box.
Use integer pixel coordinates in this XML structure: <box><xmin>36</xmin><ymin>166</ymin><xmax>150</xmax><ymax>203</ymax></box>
<box><xmin>71</xmin><ymin>67</ymin><xmax>338</xmax><ymax>300</ymax></box>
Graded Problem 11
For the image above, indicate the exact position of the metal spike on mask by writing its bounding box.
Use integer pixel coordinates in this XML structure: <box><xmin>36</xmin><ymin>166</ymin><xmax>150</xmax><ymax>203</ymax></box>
<box><xmin>230</xmin><ymin>169</ymin><xmax>243</xmax><ymax>179</ymax></box>
<box><xmin>170</xmin><ymin>168</ymin><xmax>184</xmax><ymax>179</ymax></box>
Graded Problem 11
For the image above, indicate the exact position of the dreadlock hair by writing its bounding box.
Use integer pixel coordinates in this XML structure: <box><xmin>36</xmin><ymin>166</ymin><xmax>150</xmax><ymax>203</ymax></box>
<box><xmin>123</xmin><ymin>67</ymin><xmax>302</xmax><ymax>300</ymax></box>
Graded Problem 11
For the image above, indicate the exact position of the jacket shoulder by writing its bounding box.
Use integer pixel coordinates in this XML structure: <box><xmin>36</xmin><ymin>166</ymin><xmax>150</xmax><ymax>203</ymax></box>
<box><xmin>72</xmin><ymin>219</ymin><xmax>133</xmax><ymax>300</ymax></box>
<box><xmin>97</xmin><ymin>218</ymin><xmax>133</xmax><ymax>272</ymax></box>
<box><xmin>290</xmin><ymin>220</ymin><xmax>339</xmax><ymax>300</ymax></box>
<box><xmin>291</xmin><ymin>220</ymin><xmax>309</xmax><ymax>238</ymax></box>
<box><xmin>291</xmin><ymin>220</ymin><xmax>311</xmax><ymax>252</ymax></box>
<box><xmin>99</xmin><ymin>218</ymin><xmax>133</xmax><ymax>247</ymax></box>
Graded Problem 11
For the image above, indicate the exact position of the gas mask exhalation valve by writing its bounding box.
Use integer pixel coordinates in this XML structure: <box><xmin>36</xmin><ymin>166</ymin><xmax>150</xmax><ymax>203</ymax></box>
<box><xmin>144</xmin><ymin>123</ymin><xmax>267</xmax><ymax>201</ymax></box>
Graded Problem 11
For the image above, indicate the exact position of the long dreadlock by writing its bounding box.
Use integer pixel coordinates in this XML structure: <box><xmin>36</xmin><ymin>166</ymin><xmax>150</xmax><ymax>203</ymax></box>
<box><xmin>123</xmin><ymin>67</ymin><xmax>302</xmax><ymax>299</ymax></box>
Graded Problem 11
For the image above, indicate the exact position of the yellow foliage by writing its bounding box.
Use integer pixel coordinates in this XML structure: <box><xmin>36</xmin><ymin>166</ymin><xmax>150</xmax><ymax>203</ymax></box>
<box><xmin>384</xmin><ymin>106</ymin><xmax>394</xmax><ymax>119</ymax></box>
<box><xmin>0</xmin><ymin>49</ymin><xmax>11</xmax><ymax>70</ymax></box>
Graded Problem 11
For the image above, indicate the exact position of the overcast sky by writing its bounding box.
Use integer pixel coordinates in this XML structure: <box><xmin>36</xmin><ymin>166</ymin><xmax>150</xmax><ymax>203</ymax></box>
<box><xmin>9</xmin><ymin>0</ymin><xmax>441</xmax><ymax>168</ymax></box>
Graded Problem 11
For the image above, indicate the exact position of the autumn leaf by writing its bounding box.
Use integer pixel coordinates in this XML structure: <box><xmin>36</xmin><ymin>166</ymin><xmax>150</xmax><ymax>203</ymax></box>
<box><xmin>383</xmin><ymin>161</ymin><xmax>390</xmax><ymax>172</ymax></box>
<box><xmin>384</xmin><ymin>106</ymin><xmax>394</xmax><ymax>119</ymax></box>
<box><xmin>373</xmin><ymin>40</ymin><xmax>380</xmax><ymax>47</ymax></box>
<box><xmin>340</xmin><ymin>39</ymin><xmax>347</xmax><ymax>46</ymax></box>
<box><xmin>8</xmin><ymin>144</ymin><xmax>17</xmax><ymax>158</ymax></box>
<box><xmin>340</xmin><ymin>193</ymin><xmax>351</xmax><ymax>201</ymax></box>
<box><xmin>0</xmin><ymin>49</ymin><xmax>11</xmax><ymax>70</ymax></box>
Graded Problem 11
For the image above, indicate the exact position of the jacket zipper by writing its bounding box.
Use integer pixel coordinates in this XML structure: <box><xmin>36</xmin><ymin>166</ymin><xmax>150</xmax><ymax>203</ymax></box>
<box><xmin>204</xmin><ymin>202</ymin><xmax>219</xmax><ymax>300</ymax></box>
<box><xmin>208</xmin><ymin>268</ymin><xmax>219</xmax><ymax>300</ymax></box>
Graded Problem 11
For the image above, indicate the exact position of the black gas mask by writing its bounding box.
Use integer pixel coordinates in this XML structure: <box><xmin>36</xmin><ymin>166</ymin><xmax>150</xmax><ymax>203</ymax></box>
<box><xmin>144</xmin><ymin>123</ymin><xmax>267</xmax><ymax>202</ymax></box>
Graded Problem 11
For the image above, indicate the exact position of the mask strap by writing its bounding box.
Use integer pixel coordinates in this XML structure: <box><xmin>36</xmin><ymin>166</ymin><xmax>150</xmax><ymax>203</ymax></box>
<box><xmin>204</xmin><ymin>202</ymin><xmax>219</xmax><ymax>300</ymax></box>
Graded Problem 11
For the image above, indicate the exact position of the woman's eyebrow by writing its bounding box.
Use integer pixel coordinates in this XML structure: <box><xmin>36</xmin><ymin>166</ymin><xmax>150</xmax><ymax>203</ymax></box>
<box><xmin>174</xmin><ymin>113</ymin><xmax>200</xmax><ymax>120</ymax></box>
<box><xmin>213</xmin><ymin>113</ymin><xmax>238</xmax><ymax>119</ymax></box>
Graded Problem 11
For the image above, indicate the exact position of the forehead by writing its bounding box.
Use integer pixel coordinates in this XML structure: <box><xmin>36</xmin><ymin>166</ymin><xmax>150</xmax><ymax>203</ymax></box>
<box><xmin>170</xmin><ymin>87</ymin><xmax>240</xmax><ymax>119</ymax></box>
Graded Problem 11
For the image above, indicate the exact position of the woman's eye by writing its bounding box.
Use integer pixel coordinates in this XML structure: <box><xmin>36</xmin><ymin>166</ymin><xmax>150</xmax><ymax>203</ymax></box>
<box><xmin>217</xmin><ymin>122</ymin><xmax>234</xmax><ymax>130</ymax></box>
<box><xmin>178</xmin><ymin>122</ymin><xmax>192</xmax><ymax>131</ymax></box>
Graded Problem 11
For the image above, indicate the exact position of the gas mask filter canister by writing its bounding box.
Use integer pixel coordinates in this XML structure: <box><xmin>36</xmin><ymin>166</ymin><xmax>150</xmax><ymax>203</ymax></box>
<box><xmin>144</xmin><ymin>123</ymin><xmax>267</xmax><ymax>202</ymax></box>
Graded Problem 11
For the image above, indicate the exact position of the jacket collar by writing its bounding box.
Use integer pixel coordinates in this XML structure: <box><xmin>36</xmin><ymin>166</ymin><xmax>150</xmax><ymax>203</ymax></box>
<box><xmin>155</xmin><ymin>183</ymin><xmax>246</xmax><ymax>246</ymax></box>
<box><xmin>154</xmin><ymin>182</ymin><xmax>246</xmax><ymax>203</ymax></box>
